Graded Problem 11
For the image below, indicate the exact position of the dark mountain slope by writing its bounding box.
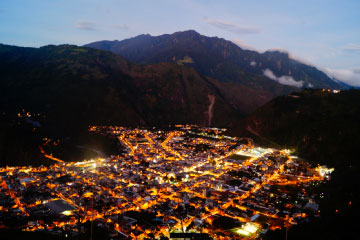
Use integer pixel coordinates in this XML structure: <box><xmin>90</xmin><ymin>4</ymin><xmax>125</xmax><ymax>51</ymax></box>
<box><xmin>242</xmin><ymin>89</ymin><xmax>360</xmax><ymax>166</ymax></box>
<box><xmin>85</xmin><ymin>30</ymin><xmax>346</xmax><ymax>91</ymax></box>
<box><xmin>0</xmin><ymin>43</ymin><xmax>259</xmax><ymax>135</ymax></box>
<box><xmin>0</xmin><ymin>43</ymin><xmax>264</xmax><ymax>165</ymax></box>
<box><xmin>0</xmin><ymin>44</ymin><xmax>138</xmax><ymax>131</ymax></box>
<box><xmin>240</xmin><ymin>89</ymin><xmax>360</xmax><ymax>239</ymax></box>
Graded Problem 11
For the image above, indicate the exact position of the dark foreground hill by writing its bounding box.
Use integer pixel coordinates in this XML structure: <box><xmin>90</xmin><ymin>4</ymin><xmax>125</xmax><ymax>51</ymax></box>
<box><xmin>242</xmin><ymin>89</ymin><xmax>360</xmax><ymax>166</ymax></box>
<box><xmin>85</xmin><ymin>30</ymin><xmax>347</xmax><ymax>92</ymax></box>
<box><xmin>240</xmin><ymin>89</ymin><xmax>360</xmax><ymax>240</ymax></box>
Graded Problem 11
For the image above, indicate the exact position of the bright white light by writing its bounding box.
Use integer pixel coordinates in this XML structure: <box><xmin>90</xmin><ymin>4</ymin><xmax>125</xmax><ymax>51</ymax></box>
<box><xmin>236</xmin><ymin>229</ymin><xmax>250</xmax><ymax>236</ymax></box>
<box><xmin>61</xmin><ymin>210</ymin><xmax>73</xmax><ymax>216</ymax></box>
<box><xmin>316</xmin><ymin>166</ymin><xmax>334</xmax><ymax>177</ymax></box>
<box><xmin>283</xmin><ymin>149</ymin><xmax>291</xmax><ymax>154</ymax></box>
<box><xmin>243</xmin><ymin>223</ymin><xmax>258</xmax><ymax>233</ymax></box>
<box><xmin>235</xmin><ymin>223</ymin><xmax>259</xmax><ymax>236</ymax></box>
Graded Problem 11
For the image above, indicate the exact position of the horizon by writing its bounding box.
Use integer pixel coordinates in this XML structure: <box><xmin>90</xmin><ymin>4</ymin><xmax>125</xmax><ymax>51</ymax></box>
<box><xmin>0</xmin><ymin>0</ymin><xmax>359</xmax><ymax>86</ymax></box>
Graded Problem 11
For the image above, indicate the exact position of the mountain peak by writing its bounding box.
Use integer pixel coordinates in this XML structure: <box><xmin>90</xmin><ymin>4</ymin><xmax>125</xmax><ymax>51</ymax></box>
<box><xmin>173</xmin><ymin>29</ymin><xmax>201</xmax><ymax>36</ymax></box>
<box><xmin>169</xmin><ymin>30</ymin><xmax>203</xmax><ymax>41</ymax></box>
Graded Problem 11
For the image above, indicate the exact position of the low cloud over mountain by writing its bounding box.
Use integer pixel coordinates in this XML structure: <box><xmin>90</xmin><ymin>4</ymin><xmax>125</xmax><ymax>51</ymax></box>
<box><xmin>263</xmin><ymin>68</ymin><xmax>304</xmax><ymax>88</ymax></box>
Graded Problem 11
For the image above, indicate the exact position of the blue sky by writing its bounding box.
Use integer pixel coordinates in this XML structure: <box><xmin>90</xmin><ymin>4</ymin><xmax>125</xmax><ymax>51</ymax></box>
<box><xmin>1</xmin><ymin>0</ymin><xmax>359</xmax><ymax>85</ymax></box>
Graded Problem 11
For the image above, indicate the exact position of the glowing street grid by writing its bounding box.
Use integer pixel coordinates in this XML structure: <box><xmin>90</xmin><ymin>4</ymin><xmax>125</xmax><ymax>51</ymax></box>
<box><xmin>0</xmin><ymin>125</ymin><xmax>331</xmax><ymax>239</ymax></box>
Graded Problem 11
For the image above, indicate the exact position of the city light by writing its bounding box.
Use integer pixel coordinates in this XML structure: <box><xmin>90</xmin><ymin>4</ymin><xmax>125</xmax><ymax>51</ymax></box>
<box><xmin>236</xmin><ymin>228</ymin><xmax>251</xmax><ymax>236</ymax></box>
<box><xmin>0</xmin><ymin>125</ymin><xmax>330</xmax><ymax>239</ymax></box>
<box><xmin>243</xmin><ymin>223</ymin><xmax>258</xmax><ymax>233</ymax></box>
<box><xmin>61</xmin><ymin>210</ymin><xmax>73</xmax><ymax>216</ymax></box>
<box><xmin>235</xmin><ymin>223</ymin><xmax>259</xmax><ymax>236</ymax></box>
<box><xmin>316</xmin><ymin>166</ymin><xmax>334</xmax><ymax>177</ymax></box>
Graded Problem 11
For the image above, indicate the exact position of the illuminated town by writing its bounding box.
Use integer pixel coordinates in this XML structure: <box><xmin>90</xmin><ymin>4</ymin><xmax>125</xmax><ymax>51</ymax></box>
<box><xmin>0</xmin><ymin>125</ymin><xmax>333</xmax><ymax>239</ymax></box>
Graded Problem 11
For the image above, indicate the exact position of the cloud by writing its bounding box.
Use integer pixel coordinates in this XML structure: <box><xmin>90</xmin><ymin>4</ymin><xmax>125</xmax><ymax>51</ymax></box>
<box><xmin>75</xmin><ymin>21</ymin><xmax>129</xmax><ymax>31</ymax></box>
<box><xmin>205</xmin><ymin>19</ymin><xmax>260</xmax><ymax>34</ymax></box>
<box><xmin>325</xmin><ymin>68</ymin><xmax>360</xmax><ymax>87</ymax></box>
<box><xmin>343</xmin><ymin>43</ymin><xmax>360</xmax><ymax>54</ymax></box>
<box><xmin>110</xmin><ymin>24</ymin><xmax>129</xmax><ymax>30</ymax></box>
<box><xmin>75</xmin><ymin>21</ymin><xmax>97</xmax><ymax>31</ymax></box>
<box><xmin>263</xmin><ymin>68</ymin><xmax>304</xmax><ymax>88</ymax></box>
<box><xmin>231</xmin><ymin>41</ymin><xmax>356</xmax><ymax>87</ymax></box>
<box><xmin>264</xmin><ymin>49</ymin><xmax>358</xmax><ymax>87</ymax></box>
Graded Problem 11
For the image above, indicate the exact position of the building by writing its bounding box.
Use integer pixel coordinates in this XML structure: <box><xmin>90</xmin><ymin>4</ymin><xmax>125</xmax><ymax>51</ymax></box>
<box><xmin>45</xmin><ymin>199</ymin><xmax>76</xmax><ymax>215</ymax></box>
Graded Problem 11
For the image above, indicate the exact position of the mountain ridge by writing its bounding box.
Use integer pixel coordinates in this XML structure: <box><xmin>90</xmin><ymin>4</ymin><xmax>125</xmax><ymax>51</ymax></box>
<box><xmin>85</xmin><ymin>30</ymin><xmax>347</xmax><ymax>91</ymax></box>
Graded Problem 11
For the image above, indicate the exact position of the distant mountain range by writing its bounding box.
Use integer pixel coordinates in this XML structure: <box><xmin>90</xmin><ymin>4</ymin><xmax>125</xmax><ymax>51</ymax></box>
<box><xmin>0</xmin><ymin>30</ymin><xmax>351</xmax><ymax>145</ymax></box>
<box><xmin>85</xmin><ymin>30</ymin><xmax>348</xmax><ymax>91</ymax></box>
<box><xmin>0</xmin><ymin>30</ymin><xmax>348</xmax><ymax>138</ymax></box>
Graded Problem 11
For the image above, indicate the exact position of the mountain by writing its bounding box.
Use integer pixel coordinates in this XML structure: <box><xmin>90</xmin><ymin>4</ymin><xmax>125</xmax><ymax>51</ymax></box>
<box><xmin>0</xmin><ymin>42</ymin><xmax>278</xmax><ymax>165</ymax></box>
<box><xmin>241</xmin><ymin>89</ymin><xmax>360</xmax><ymax>166</ymax></box>
<box><xmin>239</xmin><ymin>89</ymin><xmax>360</xmax><ymax>240</ymax></box>
<box><xmin>0</xmin><ymin>43</ymin><xmax>247</xmax><ymax>164</ymax></box>
<box><xmin>0</xmin><ymin>43</ymin><xmax>268</xmax><ymax>134</ymax></box>
<box><xmin>85</xmin><ymin>30</ymin><xmax>347</xmax><ymax>92</ymax></box>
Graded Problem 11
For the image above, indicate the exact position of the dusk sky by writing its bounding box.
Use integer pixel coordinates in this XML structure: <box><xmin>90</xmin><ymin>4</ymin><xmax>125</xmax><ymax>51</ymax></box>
<box><xmin>1</xmin><ymin>0</ymin><xmax>359</xmax><ymax>86</ymax></box>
